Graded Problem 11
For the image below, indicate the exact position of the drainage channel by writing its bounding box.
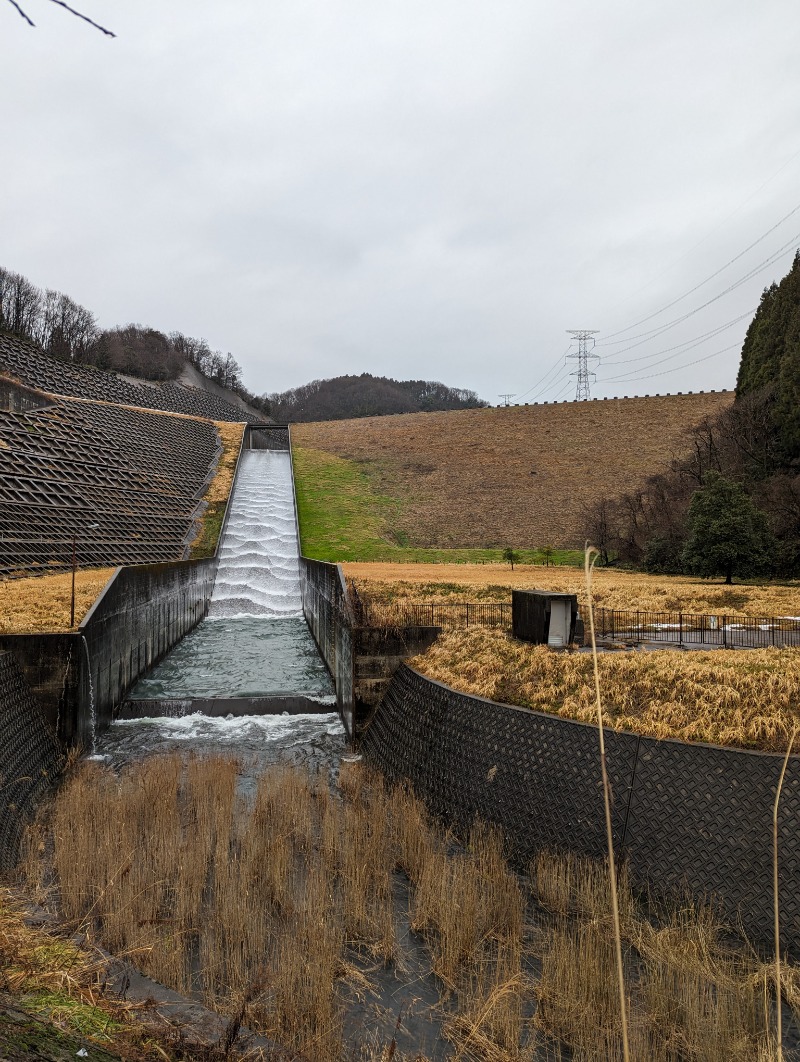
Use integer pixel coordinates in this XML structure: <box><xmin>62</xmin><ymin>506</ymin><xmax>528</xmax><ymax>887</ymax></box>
<box><xmin>94</xmin><ymin>448</ymin><xmax>343</xmax><ymax>773</ymax></box>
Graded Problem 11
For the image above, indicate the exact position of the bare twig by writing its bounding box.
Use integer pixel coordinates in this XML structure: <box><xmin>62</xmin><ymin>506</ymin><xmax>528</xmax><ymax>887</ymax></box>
<box><xmin>773</xmin><ymin>726</ymin><xmax>797</xmax><ymax>1060</ymax></box>
<box><xmin>585</xmin><ymin>543</ymin><xmax>630</xmax><ymax>1062</ymax></box>
<box><xmin>5</xmin><ymin>0</ymin><xmax>115</xmax><ymax>36</ymax></box>
<box><xmin>7</xmin><ymin>0</ymin><xmax>35</xmax><ymax>24</ymax></box>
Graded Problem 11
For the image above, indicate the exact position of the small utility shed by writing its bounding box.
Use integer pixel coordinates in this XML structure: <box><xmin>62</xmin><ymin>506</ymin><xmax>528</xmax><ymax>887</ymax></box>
<box><xmin>512</xmin><ymin>589</ymin><xmax>580</xmax><ymax>648</ymax></box>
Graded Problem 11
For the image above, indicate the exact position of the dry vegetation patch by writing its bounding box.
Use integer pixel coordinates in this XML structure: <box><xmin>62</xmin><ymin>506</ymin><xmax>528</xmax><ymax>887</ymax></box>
<box><xmin>294</xmin><ymin>393</ymin><xmax>732</xmax><ymax>549</ymax></box>
<box><xmin>413</xmin><ymin>628</ymin><xmax>800</xmax><ymax>751</ymax></box>
<box><xmin>205</xmin><ymin>420</ymin><xmax>245</xmax><ymax>504</ymax></box>
<box><xmin>0</xmin><ymin>568</ymin><xmax>115</xmax><ymax>633</ymax></box>
<box><xmin>21</xmin><ymin>757</ymin><xmax>791</xmax><ymax>1060</ymax></box>
<box><xmin>190</xmin><ymin>419</ymin><xmax>245</xmax><ymax>558</ymax></box>
<box><xmin>345</xmin><ymin>563</ymin><xmax>800</xmax><ymax>618</ymax></box>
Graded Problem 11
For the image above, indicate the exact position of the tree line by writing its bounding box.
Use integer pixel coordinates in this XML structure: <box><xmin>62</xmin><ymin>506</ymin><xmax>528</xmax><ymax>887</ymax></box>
<box><xmin>584</xmin><ymin>251</ymin><xmax>800</xmax><ymax>581</ymax></box>
<box><xmin>0</xmin><ymin>266</ymin><xmax>271</xmax><ymax>414</ymax></box>
<box><xmin>267</xmin><ymin>373</ymin><xmax>487</xmax><ymax>422</ymax></box>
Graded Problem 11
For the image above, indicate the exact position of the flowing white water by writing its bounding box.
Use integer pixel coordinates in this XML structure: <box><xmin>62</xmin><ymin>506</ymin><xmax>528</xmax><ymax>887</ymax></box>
<box><xmin>208</xmin><ymin>450</ymin><xmax>302</xmax><ymax>620</ymax></box>
<box><xmin>127</xmin><ymin>447</ymin><xmax>333</xmax><ymax>702</ymax></box>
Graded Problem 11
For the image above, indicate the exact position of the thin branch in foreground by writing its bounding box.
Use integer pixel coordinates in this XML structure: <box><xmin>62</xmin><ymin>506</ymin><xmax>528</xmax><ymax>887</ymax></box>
<box><xmin>5</xmin><ymin>0</ymin><xmax>115</xmax><ymax>36</ymax></box>
<box><xmin>585</xmin><ymin>543</ymin><xmax>631</xmax><ymax>1062</ymax></box>
<box><xmin>7</xmin><ymin>0</ymin><xmax>35</xmax><ymax>25</ymax></box>
<box><xmin>773</xmin><ymin>726</ymin><xmax>797</xmax><ymax>1059</ymax></box>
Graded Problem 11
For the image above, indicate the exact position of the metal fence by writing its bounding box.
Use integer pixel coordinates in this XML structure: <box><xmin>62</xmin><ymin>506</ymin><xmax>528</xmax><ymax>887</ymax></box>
<box><xmin>354</xmin><ymin>598</ymin><xmax>800</xmax><ymax>647</ymax></box>
<box><xmin>357</xmin><ymin>601</ymin><xmax>512</xmax><ymax>630</ymax></box>
<box><xmin>594</xmin><ymin>607</ymin><xmax>800</xmax><ymax>648</ymax></box>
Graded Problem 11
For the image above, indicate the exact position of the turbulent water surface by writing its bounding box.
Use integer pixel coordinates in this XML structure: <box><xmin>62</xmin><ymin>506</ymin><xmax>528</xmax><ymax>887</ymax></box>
<box><xmin>127</xmin><ymin>448</ymin><xmax>333</xmax><ymax>702</ymax></box>
<box><xmin>93</xmin><ymin>711</ymin><xmax>346</xmax><ymax>780</ymax></box>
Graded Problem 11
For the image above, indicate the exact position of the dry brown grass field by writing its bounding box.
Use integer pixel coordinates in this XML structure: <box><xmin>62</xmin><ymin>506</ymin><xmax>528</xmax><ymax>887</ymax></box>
<box><xmin>189</xmin><ymin>419</ymin><xmax>245</xmax><ymax>558</ymax></box>
<box><xmin>294</xmin><ymin>393</ymin><xmax>733</xmax><ymax>549</ymax></box>
<box><xmin>205</xmin><ymin>420</ymin><xmax>245</xmax><ymax>504</ymax></box>
<box><xmin>22</xmin><ymin>757</ymin><xmax>790</xmax><ymax>1060</ymax></box>
<box><xmin>344</xmin><ymin>562</ymin><xmax>800</xmax><ymax>618</ymax></box>
<box><xmin>413</xmin><ymin>629</ymin><xmax>800</xmax><ymax>752</ymax></box>
<box><xmin>0</xmin><ymin>568</ymin><xmax>115</xmax><ymax>633</ymax></box>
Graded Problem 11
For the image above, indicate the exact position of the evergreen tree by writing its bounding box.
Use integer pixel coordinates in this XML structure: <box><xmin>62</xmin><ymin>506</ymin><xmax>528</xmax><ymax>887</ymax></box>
<box><xmin>681</xmin><ymin>472</ymin><xmax>773</xmax><ymax>584</ymax></box>
<box><xmin>736</xmin><ymin>250</ymin><xmax>800</xmax><ymax>466</ymax></box>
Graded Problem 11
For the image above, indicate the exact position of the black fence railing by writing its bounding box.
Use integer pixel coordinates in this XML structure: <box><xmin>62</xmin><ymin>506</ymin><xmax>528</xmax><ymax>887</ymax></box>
<box><xmin>352</xmin><ymin>598</ymin><xmax>800</xmax><ymax>647</ymax></box>
<box><xmin>357</xmin><ymin>601</ymin><xmax>513</xmax><ymax>630</ymax></box>
<box><xmin>594</xmin><ymin>608</ymin><xmax>800</xmax><ymax>648</ymax></box>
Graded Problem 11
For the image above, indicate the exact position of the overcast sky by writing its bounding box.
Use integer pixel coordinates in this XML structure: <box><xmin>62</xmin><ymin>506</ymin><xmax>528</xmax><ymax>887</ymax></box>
<box><xmin>2</xmin><ymin>0</ymin><xmax>799</xmax><ymax>404</ymax></box>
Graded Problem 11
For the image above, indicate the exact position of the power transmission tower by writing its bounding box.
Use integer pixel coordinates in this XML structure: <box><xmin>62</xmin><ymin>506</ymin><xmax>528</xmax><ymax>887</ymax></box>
<box><xmin>498</xmin><ymin>393</ymin><xmax>516</xmax><ymax>406</ymax></box>
<box><xmin>566</xmin><ymin>330</ymin><xmax>599</xmax><ymax>400</ymax></box>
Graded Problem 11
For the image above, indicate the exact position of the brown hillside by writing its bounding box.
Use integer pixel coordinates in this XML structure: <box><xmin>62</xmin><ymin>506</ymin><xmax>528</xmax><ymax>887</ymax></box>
<box><xmin>293</xmin><ymin>391</ymin><xmax>734</xmax><ymax>548</ymax></box>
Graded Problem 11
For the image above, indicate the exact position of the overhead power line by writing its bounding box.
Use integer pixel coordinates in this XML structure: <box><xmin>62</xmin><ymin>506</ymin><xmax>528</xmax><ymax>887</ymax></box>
<box><xmin>601</xmin><ymin>341</ymin><xmax>740</xmax><ymax>385</ymax></box>
<box><xmin>515</xmin><ymin>341</ymin><xmax>574</xmax><ymax>401</ymax></box>
<box><xmin>601</xmin><ymin>202</ymin><xmax>800</xmax><ymax>342</ymax></box>
<box><xmin>598</xmin><ymin>234</ymin><xmax>800</xmax><ymax>351</ymax></box>
<box><xmin>600</xmin><ymin>309</ymin><xmax>755</xmax><ymax>368</ymax></box>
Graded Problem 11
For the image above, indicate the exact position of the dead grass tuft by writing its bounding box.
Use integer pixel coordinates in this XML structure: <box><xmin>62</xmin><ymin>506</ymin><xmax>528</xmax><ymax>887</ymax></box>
<box><xmin>345</xmin><ymin>565</ymin><xmax>800</xmax><ymax>619</ymax></box>
<box><xmin>205</xmin><ymin>421</ymin><xmax>245</xmax><ymax>505</ymax></box>
<box><xmin>413</xmin><ymin>628</ymin><xmax>800</xmax><ymax>751</ymax></box>
<box><xmin>24</xmin><ymin>757</ymin><xmax>794</xmax><ymax>1060</ymax></box>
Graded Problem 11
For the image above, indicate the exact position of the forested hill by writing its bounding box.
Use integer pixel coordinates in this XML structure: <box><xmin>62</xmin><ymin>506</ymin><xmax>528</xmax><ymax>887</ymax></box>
<box><xmin>267</xmin><ymin>374</ymin><xmax>487</xmax><ymax>422</ymax></box>
<box><xmin>0</xmin><ymin>265</ymin><xmax>270</xmax><ymax>416</ymax></box>
<box><xmin>736</xmin><ymin>249</ymin><xmax>800</xmax><ymax>465</ymax></box>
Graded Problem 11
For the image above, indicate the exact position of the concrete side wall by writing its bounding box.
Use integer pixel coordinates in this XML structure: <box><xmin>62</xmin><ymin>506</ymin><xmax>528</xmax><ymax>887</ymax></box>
<box><xmin>0</xmin><ymin>634</ymin><xmax>83</xmax><ymax>745</ymax></box>
<box><xmin>246</xmin><ymin>425</ymin><xmax>290</xmax><ymax>451</ymax></box>
<box><xmin>0</xmin><ymin>375</ymin><xmax>53</xmax><ymax>412</ymax></box>
<box><xmin>0</xmin><ymin>652</ymin><xmax>64</xmax><ymax>871</ymax></box>
<box><xmin>298</xmin><ymin>557</ymin><xmax>443</xmax><ymax>735</ymax></box>
<box><xmin>0</xmin><ymin>561</ymin><xmax>217</xmax><ymax>749</ymax></box>
<box><xmin>81</xmin><ymin>560</ymin><xmax>217</xmax><ymax>737</ymax></box>
<box><xmin>353</xmin><ymin>626</ymin><xmax>441</xmax><ymax>708</ymax></box>
<box><xmin>299</xmin><ymin>557</ymin><xmax>356</xmax><ymax>736</ymax></box>
<box><xmin>362</xmin><ymin>664</ymin><xmax>800</xmax><ymax>955</ymax></box>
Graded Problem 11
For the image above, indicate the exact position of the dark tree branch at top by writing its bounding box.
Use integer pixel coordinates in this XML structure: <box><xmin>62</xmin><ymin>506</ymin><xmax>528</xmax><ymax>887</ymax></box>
<box><xmin>7</xmin><ymin>0</ymin><xmax>35</xmax><ymax>25</ymax></box>
<box><xmin>6</xmin><ymin>0</ymin><xmax>115</xmax><ymax>35</ymax></box>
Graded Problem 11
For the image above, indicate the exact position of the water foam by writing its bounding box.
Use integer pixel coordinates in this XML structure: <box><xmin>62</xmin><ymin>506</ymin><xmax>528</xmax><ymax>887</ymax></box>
<box><xmin>208</xmin><ymin>450</ymin><xmax>302</xmax><ymax>619</ymax></box>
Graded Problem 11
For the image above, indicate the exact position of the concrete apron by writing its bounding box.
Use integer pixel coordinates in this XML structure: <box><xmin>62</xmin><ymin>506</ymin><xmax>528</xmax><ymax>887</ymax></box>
<box><xmin>117</xmin><ymin>694</ymin><xmax>336</xmax><ymax>719</ymax></box>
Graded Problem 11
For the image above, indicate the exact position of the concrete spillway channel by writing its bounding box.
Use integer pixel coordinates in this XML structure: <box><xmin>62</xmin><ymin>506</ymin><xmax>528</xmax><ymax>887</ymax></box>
<box><xmin>95</xmin><ymin>449</ymin><xmax>344</xmax><ymax>769</ymax></box>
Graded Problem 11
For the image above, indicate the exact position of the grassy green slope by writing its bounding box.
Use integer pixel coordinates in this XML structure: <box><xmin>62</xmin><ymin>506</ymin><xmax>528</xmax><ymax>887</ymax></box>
<box><xmin>292</xmin><ymin>446</ymin><xmax>581</xmax><ymax>565</ymax></box>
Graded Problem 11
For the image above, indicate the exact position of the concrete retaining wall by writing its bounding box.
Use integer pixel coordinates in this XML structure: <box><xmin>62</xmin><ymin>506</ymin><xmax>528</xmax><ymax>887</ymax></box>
<box><xmin>361</xmin><ymin>664</ymin><xmax>800</xmax><ymax>955</ymax></box>
<box><xmin>299</xmin><ymin>557</ymin><xmax>356</xmax><ymax>735</ymax></box>
<box><xmin>298</xmin><ymin>557</ymin><xmax>442</xmax><ymax>738</ymax></box>
<box><xmin>0</xmin><ymin>376</ymin><xmax>53</xmax><ymax>413</ymax></box>
<box><xmin>0</xmin><ymin>561</ymin><xmax>217</xmax><ymax>749</ymax></box>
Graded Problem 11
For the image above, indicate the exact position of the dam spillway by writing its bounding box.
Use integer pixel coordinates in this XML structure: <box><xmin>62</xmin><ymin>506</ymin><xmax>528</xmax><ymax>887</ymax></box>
<box><xmin>208</xmin><ymin>449</ymin><xmax>302</xmax><ymax>619</ymax></box>
<box><xmin>124</xmin><ymin>449</ymin><xmax>335</xmax><ymax>704</ymax></box>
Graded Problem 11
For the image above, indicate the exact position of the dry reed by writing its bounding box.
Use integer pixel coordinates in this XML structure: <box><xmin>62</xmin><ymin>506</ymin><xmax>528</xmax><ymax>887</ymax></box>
<box><xmin>414</xmin><ymin>628</ymin><xmax>800</xmax><ymax>751</ymax></box>
<box><xmin>25</xmin><ymin>756</ymin><xmax>795</xmax><ymax>1060</ymax></box>
<box><xmin>531</xmin><ymin>849</ymin><xmax>777</xmax><ymax>1060</ymax></box>
<box><xmin>345</xmin><ymin>565</ymin><xmax>800</xmax><ymax>619</ymax></box>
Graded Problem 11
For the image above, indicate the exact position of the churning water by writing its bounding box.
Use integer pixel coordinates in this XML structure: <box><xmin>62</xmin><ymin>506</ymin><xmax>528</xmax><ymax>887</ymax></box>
<box><xmin>126</xmin><ymin>449</ymin><xmax>334</xmax><ymax>703</ymax></box>
<box><xmin>94</xmin><ymin>712</ymin><xmax>346</xmax><ymax>778</ymax></box>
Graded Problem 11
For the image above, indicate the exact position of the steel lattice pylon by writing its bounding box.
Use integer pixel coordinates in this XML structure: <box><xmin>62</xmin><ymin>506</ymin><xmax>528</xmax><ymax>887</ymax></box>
<box><xmin>566</xmin><ymin>330</ymin><xmax>599</xmax><ymax>400</ymax></box>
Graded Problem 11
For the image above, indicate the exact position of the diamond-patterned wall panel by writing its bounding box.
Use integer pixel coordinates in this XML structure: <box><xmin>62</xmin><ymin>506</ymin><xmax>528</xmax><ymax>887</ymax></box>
<box><xmin>0</xmin><ymin>651</ymin><xmax>64</xmax><ymax>870</ymax></box>
<box><xmin>0</xmin><ymin>334</ymin><xmax>261</xmax><ymax>423</ymax></box>
<box><xmin>0</xmin><ymin>394</ymin><xmax>221</xmax><ymax>575</ymax></box>
<box><xmin>362</xmin><ymin>664</ymin><xmax>800</xmax><ymax>954</ymax></box>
